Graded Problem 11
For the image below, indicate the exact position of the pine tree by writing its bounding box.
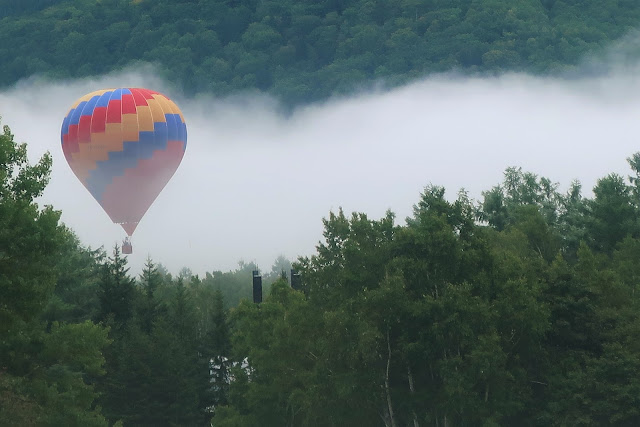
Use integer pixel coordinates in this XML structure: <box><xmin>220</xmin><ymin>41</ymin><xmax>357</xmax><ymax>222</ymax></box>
<box><xmin>96</xmin><ymin>245</ymin><xmax>135</xmax><ymax>331</ymax></box>
<box><xmin>139</xmin><ymin>256</ymin><xmax>162</xmax><ymax>334</ymax></box>
<box><xmin>208</xmin><ymin>289</ymin><xmax>231</xmax><ymax>407</ymax></box>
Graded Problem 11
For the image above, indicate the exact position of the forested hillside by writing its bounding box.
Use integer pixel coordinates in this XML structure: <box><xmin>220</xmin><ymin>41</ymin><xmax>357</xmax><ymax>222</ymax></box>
<box><xmin>2</xmin><ymin>0</ymin><xmax>640</xmax><ymax>104</ymax></box>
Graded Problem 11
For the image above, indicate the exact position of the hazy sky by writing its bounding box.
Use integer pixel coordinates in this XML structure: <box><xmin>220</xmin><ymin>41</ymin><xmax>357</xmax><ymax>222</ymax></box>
<box><xmin>2</xmin><ymin>64</ymin><xmax>640</xmax><ymax>276</ymax></box>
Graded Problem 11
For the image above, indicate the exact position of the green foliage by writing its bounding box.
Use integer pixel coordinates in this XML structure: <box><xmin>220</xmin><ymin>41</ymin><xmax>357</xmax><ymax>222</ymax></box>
<box><xmin>96</xmin><ymin>248</ymin><xmax>232</xmax><ymax>426</ymax></box>
<box><xmin>0</xmin><ymin>118</ymin><xmax>109</xmax><ymax>426</ymax></box>
<box><xmin>6</xmin><ymin>111</ymin><xmax>640</xmax><ymax>424</ymax></box>
<box><xmin>138</xmin><ymin>257</ymin><xmax>162</xmax><ymax>334</ymax></box>
<box><xmin>588</xmin><ymin>173</ymin><xmax>639</xmax><ymax>253</ymax></box>
<box><xmin>96</xmin><ymin>245</ymin><xmax>136</xmax><ymax>330</ymax></box>
<box><xmin>42</xmin><ymin>232</ymin><xmax>105</xmax><ymax>326</ymax></box>
<box><xmin>217</xmin><ymin>155</ymin><xmax>640</xmax><ymax>426</ymax></box>
<box><xmin>199</xmin><ymin>258</ymin><xmax>293</xmax><ymax>309</ymax></box>
<box><xmin>0</xmin><ymin>120</ymin><xmax>60</xmax><ymax>333</ymax></box>
<box><xmin>33</xmin><ymin>321</ymin><xmax>110</xmax><ymax>426</ymax></box>
<box><xmin>2</xmin><ymin>0</ymin><xmax>640</xmax><ymax>105</ymax></box>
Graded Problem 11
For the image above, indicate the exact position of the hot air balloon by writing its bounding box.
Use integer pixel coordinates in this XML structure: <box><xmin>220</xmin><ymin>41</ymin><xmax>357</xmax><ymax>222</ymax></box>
<box><xmin>61</xmin><ymin>88</ymin><xmax>187</xmax><ymax>254</ymax></box>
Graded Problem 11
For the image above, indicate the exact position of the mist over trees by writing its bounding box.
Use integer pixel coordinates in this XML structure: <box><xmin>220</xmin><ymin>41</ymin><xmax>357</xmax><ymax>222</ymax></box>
<box><xmin>2</xmin><ymin>0</ymin><xmax>640</xmax><ymax>105</ymax></box>
<box><xmin>3</xmin><ymin>113</ymin><xmax>640</xmax><ymax>425</ymax></box>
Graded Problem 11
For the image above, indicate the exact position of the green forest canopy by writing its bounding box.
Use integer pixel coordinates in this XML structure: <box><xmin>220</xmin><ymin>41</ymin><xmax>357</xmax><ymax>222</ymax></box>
<box><xmin>2</xmin><ymin>0</ymin><xmax>640</xmax><ymax>105</ymax></box>
<box><xmin>3</xmin><ymin>116</ymin><xmax>640</xmax><ymax>424</ymax></box>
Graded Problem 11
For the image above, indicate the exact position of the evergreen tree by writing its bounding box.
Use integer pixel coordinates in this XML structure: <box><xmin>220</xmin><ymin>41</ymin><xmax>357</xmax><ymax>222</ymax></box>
<box><xmin>138</xmin><ymin>256</ymin><xmax>163</xmax><ymax>334</ymax></box>
<box><xmin>96</xmin><ymin>245</ymin><xmax>136</xmax><ymax>331</ymax></box>
<box><xmin>207</xmin><ymin>289</ymin><xmax>232</xmax><ymax>408</ymax></box>
<box><xmin>42</xmin><ymin>232</ymin><xmax>104</xmax><ymax>326</ymax></box>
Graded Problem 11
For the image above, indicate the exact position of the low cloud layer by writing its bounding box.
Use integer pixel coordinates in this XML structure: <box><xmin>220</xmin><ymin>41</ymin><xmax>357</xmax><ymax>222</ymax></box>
<box><xmin>2</xmin><ymin>66</ymin><xmax>640</xmax><ymax>276</ymax></box>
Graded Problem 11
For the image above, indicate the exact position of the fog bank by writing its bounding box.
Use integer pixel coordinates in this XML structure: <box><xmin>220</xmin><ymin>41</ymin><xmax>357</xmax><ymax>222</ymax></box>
<box><xmin>2</xmin><ymin>66</ymin><xmax>640</xmax><ymax>275</ymax></box>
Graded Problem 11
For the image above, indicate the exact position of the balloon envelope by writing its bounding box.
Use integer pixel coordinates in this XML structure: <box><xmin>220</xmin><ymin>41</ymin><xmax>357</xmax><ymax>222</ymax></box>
<box><xmin>61</xmin><ymin>88</ymin><xmax>187</xmax><ymax>235</ymax></box>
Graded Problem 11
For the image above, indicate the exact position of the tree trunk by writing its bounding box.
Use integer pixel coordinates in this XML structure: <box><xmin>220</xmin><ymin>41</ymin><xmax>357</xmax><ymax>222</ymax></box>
<box><xmin>407</xmin><ymin>363</ymin><xmax>419</xmax><ymax>427</ymax></box>
<box><xmin>385</xmin><ymin>328</ymin><xmax>397</xmax><ymax>427</ymax></box>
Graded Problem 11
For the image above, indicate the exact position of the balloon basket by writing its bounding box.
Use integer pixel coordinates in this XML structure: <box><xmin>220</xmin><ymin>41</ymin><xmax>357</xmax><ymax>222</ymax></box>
<box><xmin>122</xmin><ymin>239</ymin><xmax>133</xmax><ymax>255</ymax></box>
